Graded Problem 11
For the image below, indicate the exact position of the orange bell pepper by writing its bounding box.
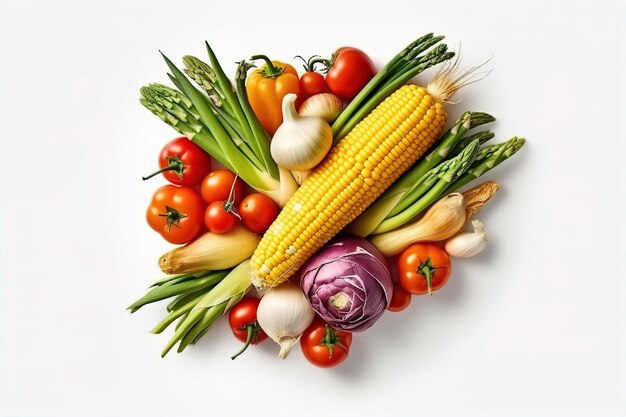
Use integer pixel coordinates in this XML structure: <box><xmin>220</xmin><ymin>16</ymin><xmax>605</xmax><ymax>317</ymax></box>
<box><xmin>246</xmin><ymin>55</ymin><xmax>300</xmax><ymax>135</ymax></box>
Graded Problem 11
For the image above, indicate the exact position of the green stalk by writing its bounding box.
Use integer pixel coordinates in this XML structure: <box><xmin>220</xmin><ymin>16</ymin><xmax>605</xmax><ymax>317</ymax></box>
<box><xmin>331</xmin><ymin>33</ymin><xmax>450</xmax><ymax>139</ymax></box>
<box><xmin>160</xmin><ymin>261</ymin><xmax>252</xmax><ymax>357</ymax></box>
<box><xmin>235</xmin><ymin>60</ymin><xmax>278</xmax><ymax>178</ymax></box>
<box><xmin>177</xmin><ymin>302</ymin><xmax>228</xmax><ymax>353</ymax></box>
<box><xmin>333</xmin><ymin>46</ymin><xmax>455</xmax><ymax>141</ymax></box>
<box><xmin>140</xmin><ymin>84</ymin><xmax>232</xmax><ymax>170</ymax></box>
<box><xmin>162</xmin><ymin>53</ymin><xmax>238</xmax><ymax>152</ymax></box>
<box><xmin>447</xmin><ymin>137</ymin><xmax>526</xmax><ymax>192</ymax></box>
<box><xmin>214</xmin><ymin>110</ymin><xmax>265</xmax><ymax>171</ymax></box>
<box><xmin>386</xmin><ymin>34</ymin><xmax>444</xmax><ymax>75</ymax></box>
<box><xmin>183</xmin><ymin>55</ymin><xmax>236</xmax><ymax>118</ymax></box>
<box><xmin>330</xmin><ymin>34</ymin><xmax>437</xmax><ymax>132</ymax></box>
<box><xmin>127</xmin><ymin>270</ymin><xmax>228</xmax><ymax>312</ymax></box>
<box><xmin>204</xmin><ymin>43</ymin><xmax>256</xmax><ymax>145</ymax></box>
<box><xmin>152</xmin><ymin>292</ymin><xmax>206</xmax><ymax>334</ymax></box>
<box><xmin>384</xmin><ymin>42</ymin><xmax>451</xmax><ymax>88</ymax></box>
<box><xmin>176</xmin><ymin>312</ymin><xmax>190</xmax><ymax>330</ymax></box>
<box><xmin>166</xmin><ymin>287</ymin><xmax>210</xmax><ymax>312</ymax></box>
<box><xmin>449</xmin><ymin>130</ymin><xmax>495</xmax><ymax>158</ymax></box>
<box><xmin>388</xmin><ymin>157</ymin><xmax>458</xmax><ymax>217</ymax></box>
<box><xmin>151</xmin><ymin>270</ymin><xmax>213</xmax><ymax>288</ymax></box>
<box><xmin>160</xmin><ymin>53</ymin><xmax>274</xmax><ymax>188</ymax></box>
<box><xmin>190</xmin><ymin>321</ymin><xmax>211</xmax><ymax>345</ymax></box>
<box><xmin>372</xmin><ymin>140</ymin><xmax>480</xmax><ymax>234</ymax></box>
<box><xmin>348</xmin><ymin>112</ymin><xmax>472</xmax><ymax>237</ymax></box>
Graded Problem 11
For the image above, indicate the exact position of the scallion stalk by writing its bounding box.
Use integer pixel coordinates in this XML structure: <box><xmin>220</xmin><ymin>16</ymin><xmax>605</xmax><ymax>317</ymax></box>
<box><xmin>160</xmin><ymin>260</ymin><xmax>252</xmax><ymax>357</ymax></box>
<box><xmin>140</xmin><ymin>44</ymin><xmax>296</xmax><ymax>206</ymax></box>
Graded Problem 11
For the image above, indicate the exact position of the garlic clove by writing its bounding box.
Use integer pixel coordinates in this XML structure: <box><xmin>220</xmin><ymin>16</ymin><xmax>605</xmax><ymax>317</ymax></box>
<box><xmin>270</xmin><ymin>94</ymin><xmax>333</xmax><ymax>171</ymax></box>
<box><xmin>444</xmin><ymin>219</ymin><xmax>487</xmax><ymax>258</ymax></box>
<box><xmin>256</xmin><ymin>283</ymin><xmax>315</xmax><ymax>359</ymax></box>
<box><xmin>299</xmin><ymin>93</ymin><xmax>344</xmax><ymax>123</ymax></box>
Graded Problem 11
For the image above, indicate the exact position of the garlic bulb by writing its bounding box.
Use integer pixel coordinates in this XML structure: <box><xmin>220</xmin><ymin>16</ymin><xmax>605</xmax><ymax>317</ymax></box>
<box><xmin>370</xmin><ymin>193</ymin><xmax>467</xmax><ymax>257</ymax></box>
<box><xmin>298</xmin><ymin>93</ymin><xmax>343</xmax><ymax>123</ymax></box>
<box><xmin>256</xmin><ymin>283</ymin><xmax>315</xmax><ymax>359</ymax></box>
<box><xmin>445</xmin><ymin>219</ymin><xmax>487</xmax><ymax>258</ymax></box>
<box><xmin>270</xmin><ymin>93</ymin><xmax>333</xmax><ymax>171</ymax></box>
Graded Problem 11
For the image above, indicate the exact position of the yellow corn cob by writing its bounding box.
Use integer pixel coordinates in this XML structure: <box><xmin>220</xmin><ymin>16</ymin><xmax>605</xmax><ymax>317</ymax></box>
<box><xmin>250</xmin><ymin>84</ymin><xmax>447</xmax><ymax>289</ymax></box>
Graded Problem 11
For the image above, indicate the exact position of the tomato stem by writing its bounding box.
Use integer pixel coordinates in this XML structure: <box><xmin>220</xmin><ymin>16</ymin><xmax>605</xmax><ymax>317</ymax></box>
<box><xmin>417</xmin><ymin>256</ymin><xmax>445</xmax><ymax>296</ymax></box>
<box><xmin>142</xmin><ymin>155</ymin><xmax>186</xmax><ymax>181</ymax></box>
<box><xmin>308</xmin><ymin>56</ymin><xmax>334</xmax><ymax>74</ymax></box>
<box><xmin>320</xmin><ymin>324</ymin><xmax>348</xmax><ymax>359</ymax></box>
<box><xmin>250</xmin><ymin>55</ymin><xmax>284</xmax><ymax>78</ymax></box>
<box><xmin>231</xmin><ymin>323</ymin><xmax>258</xmax><ymax>360</ymax></box>
<box><xmin>294</xmin><ymin>55</ymin><xmax>323</xmax><ymax>73</ymax></box>
<box><xmin>224</xmin><ymin>173</ymin><xmax>242</xmax><ymax>220</ymax></box>
<box><xmin>158</xmin><ymin>205</ymin><xmax>187</xmax><ymax>231</ymax></box>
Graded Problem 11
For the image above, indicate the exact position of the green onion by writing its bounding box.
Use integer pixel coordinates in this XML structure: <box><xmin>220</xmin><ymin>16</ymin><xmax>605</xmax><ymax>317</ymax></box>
<box><xmin>140</xmin><ymin>44</ymin><xmax>297</xmax><ymax>206</ymax></box>
<box><xmin>126</xmin><ymin>270</ymin><xmax>229</xmax><ymax>313</ymax></box>
<box><xmin>160</xmin><ymin>260</ymin><xmax>252</xmax><ymax>357</ymax></box>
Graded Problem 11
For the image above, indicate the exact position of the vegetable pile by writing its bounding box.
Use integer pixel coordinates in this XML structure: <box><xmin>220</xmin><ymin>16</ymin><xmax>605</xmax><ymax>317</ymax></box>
<box><xmin>129</xmin><ymin>33</ymin><xmax>525</xmax><ymax>367</ymax></box>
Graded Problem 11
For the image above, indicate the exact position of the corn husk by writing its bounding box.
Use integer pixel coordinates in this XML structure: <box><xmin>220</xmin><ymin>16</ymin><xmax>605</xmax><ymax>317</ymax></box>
<box><xmin>158</xmin><ymin>225</ymin><xmax>260</xmax><ymax>274</ymax></box>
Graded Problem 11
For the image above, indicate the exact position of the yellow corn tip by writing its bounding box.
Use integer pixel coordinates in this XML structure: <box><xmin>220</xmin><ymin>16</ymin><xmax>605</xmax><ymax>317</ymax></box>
<box><xmin>250</xmin><ymin>84</ymin><xmax>447</xmax><ymax>288</ymax></box>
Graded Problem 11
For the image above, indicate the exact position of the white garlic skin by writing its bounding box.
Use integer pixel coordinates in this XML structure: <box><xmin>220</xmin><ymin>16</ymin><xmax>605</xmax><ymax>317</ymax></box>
<box><xmin>256</xmin><ymin>283</ymin><xmax>315</xmax><ymax>359</ymax></box>
<box><xmin>444</xmin><ymin>219</ymin><xmax>488</xmax><ymax>258</ymax></box>
<box><xmin>270</xmin><ymin>93</ymin><xmax>333</xmax><ymax>171</ymax></box>
<box><xmin>298</xmin><ymin>93</ymin><xmax>343</xmax><ymax>123</ymax></box>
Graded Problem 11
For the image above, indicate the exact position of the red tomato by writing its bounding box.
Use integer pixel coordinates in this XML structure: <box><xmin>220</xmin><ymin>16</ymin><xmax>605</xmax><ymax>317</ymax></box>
<box><xmin>398</xmin><ymin>243</ymin><xmax>452</xmax><ymax>295</ymax></box>
<box><xmin>388</xmin><ymin>284</ymin><xmax>412</xmax><ymax>312</ymax></box>
<box><xmin>204</xmin><ymin>201</ymin><xmax>239</xmax><ymax>234</ymax></box>
<box><xmin>143</xmin><ymin>137</ymin><xmax>212</xmax><ymax>186</ymax></box>
<box><xmin>200</xmin><ymin>170</ymin><xmax>245</xmax><ymax>205</ymax></box>
<box><xmin>238</xmin><ymin>193</ymin><xmax>278</xmax><ymax>234</ymax></box>
<box><xmin>228</xmin><ymin>298</ymin><xmax>267</xmax><ymax>360</ymax></box>
<box><xmin>146</xmin><ymin>185</ymin><xmax>205</xmax><ymax>244</ymax></box>
<box><xmin>300</xmin><ymin>318</ymin><xmax>352</xmax><ymax>368</ymax></box>
<box><xmin>295</xmin><ymin>72</ymin><xmax>327</xmax><ymax>108</ymax></box>
<box><xmin>324</xmin><ymin>47</ymin><xmax>376</xmax><ymax>101</ymax></box>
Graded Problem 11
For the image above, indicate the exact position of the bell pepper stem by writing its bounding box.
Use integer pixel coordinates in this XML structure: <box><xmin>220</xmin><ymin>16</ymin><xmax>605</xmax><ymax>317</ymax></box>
<box><xmin>142</xmin><ymin>156</ymin><xmax>185</xmax><ymax>181</ymax></box>
<box><xmin>231</xmin><ymin>324</ymin><xmax>256</xmax><ymax>360</ymax></box>
<box><xmin>250</xmin><ymin>55</ymin><xmax>284</xmax><ymax>77</ymax></box>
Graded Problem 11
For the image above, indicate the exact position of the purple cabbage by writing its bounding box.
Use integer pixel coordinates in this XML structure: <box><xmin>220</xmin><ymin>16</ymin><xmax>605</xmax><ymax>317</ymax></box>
<box><xmin>300</xmin><ymin>236</ymin><xmax>393</xmax><ymax>332</ymax></box>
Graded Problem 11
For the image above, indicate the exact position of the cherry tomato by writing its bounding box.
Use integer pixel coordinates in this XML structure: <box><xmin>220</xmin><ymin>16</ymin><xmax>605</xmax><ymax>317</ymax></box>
<box><xmin>300</xmin><ymin>318</ymin><xmax>352</xmax><ymax>368</ymax></box>
<box><xmin>200</xmin><ymin>170</ymin><xmax>245</xmax><ymax>205</ymax></box>
<box><xmin>238</xmin><ymin>193</ymin><xmax>278</xmax><ymax>234</ymax></box>
<box><xmin>228</xmin><ymin>298</ymin><xmax>267</xmax><ymax>360</ymax></box>
<box><xmin>204</xmin><ymin>200</ymin><xmax>239</xmax><ymax>234</ymax></box>
<box><xmin>324</xmin><ymin>47</ymin><xmax>376</xmax><ymax>101</ymax></box>
<box><xmin>293</xmin><ymin>56</ymin><xmax>328</xmax><ymax>108</ymax></box>
<box><xmin>388</xmin><ymin>284</ymin><xmax>412</xmax><ymax>312</ymax></box>
<box><xmin>143</xmin><ymin>137</ymin><xmax>212</xmax><ymax>186</ymax></box>
<box><xmin>146</xmin><ymin>185</ymin><xmax>205</xmax><ymax>244</ymax></box>
<box><xmin>398</xmin><ymin>243</ymin><xmax>452</xmax><ymax>295</ymax></box>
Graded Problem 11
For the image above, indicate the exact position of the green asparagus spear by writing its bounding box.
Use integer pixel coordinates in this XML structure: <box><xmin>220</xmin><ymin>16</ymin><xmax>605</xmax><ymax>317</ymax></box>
<box><xmin>348</xmin><ymin>111</ymin><xmax>494</xmax><ymax>237</ymax></box>
<box><xmin>372</xmin><ymin>139</ymin><xmax>480</xmax><ymax>234</ymax></box>
<box><xmin>447</xmin><ymin>137</ymin><xmax>526</xmax><ymax>192</ymax></box>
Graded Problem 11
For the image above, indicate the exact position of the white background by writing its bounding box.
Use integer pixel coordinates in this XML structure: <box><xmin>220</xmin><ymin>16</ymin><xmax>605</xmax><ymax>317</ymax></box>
<box><xmin>1</xmin><ymin>0</ymin><xmax>625</xmax><ymax>416</ymax></box>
